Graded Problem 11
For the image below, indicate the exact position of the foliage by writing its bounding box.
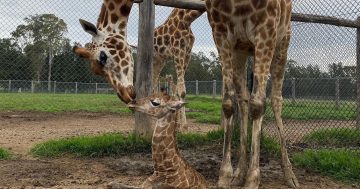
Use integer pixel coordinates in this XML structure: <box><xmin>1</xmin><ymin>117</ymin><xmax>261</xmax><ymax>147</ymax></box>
<box><xmin>293</xmin><ymin>149</ymin><xmax>360</xmax><ymax>184</ymax></box>
<box><xmin>0</xmin><ymin>148</ymin><xmax>11</xmax><ymax>160</ymax></box>
<box><xmin>0</xmin><ymin>38</ymin><xmax>31</xmax><ymax>80</ymax></box>
<box><xmin>159</xmin><ymin>51</ymin><xmax>222</xmax><ymax>82</ymax></box>
<box><xmin>303</xmin><ymin>128</ymin><xmax>360</xmax><ymax>148</ymax></box>
<box><xmin>11</xmin><ymin>14</ymin><xmax>68</xmax><ymax>82</ymax></box>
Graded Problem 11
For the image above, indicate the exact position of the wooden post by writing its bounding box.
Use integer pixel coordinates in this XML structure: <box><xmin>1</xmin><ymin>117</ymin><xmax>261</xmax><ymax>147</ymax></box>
<box><xmin>212</xmin><ymin>80</ymin><xmax>216</xmax><ymax>98</ymax></box>
<box><xmin>291</xmin><ymin>78</ymin><xmax>296</xmax><ymax>103</ymax></box>
<box><xmin>135</xmin><ymin>0</ymin><xmax>155</xmax><ymax>138</ymax></box>
<box><xmin>335</xmin><ymin>77</ymin><xmax>340</xmax><ymax>110</ymax></box>
<box><xmin>195</xmin><ymin>80</ymin><xmax>199</xmax><ymax>96</ymax></box>
<box><xmin>356</xmin><ymin>17</ymin><xmax>360</xmax><ymax>129</ymax></box>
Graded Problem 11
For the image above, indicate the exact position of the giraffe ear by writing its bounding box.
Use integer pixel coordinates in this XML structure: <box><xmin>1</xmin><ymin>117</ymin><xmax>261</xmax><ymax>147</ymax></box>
<box><xmin>79</xmin><ymin>19</ymin><xmax>98</xmax><ymax>36</ymax></box>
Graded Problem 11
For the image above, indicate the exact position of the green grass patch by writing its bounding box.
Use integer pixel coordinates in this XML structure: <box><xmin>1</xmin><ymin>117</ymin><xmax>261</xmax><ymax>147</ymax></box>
<box><xmin>31</xmin><ymin>133</ymin><xmax>151</xmax><ymax>157</ymax></box>
<box><xmin>32</xmin><ymin>129</ymin><xmax>280</xmax><ymax>158</ymax></box>
<box><xmin>186</xmin><ymin>95</ymin><xmax>222</xmax><ymax>124</ymax></box>
<box><xmin>0</xmin><ymin>93</ymin><xmax>130</xmax><ymax>113</ymax></box>
<box><xmin>186</xmin><ymin>96</ymin><xmax>355</xmax><ymax>124</ymax></box>
<box><xmin>0</xmin><ymin>93</ymin><xmax>354</xmax><ymax>122</ymax></box>
<box><xmin>303</xmin><ymin>128</ymin><xmax>360</xmax><ymax>147</ymax></box>
<box><xmin>0</xmin><ymin>148</ymin><xmax>11</xmax><ymax>159</ymax></box>
<box><xmin>293</xmin><ymin>149</ymin><xmax>360</xmax><ymax>184</ymax></box>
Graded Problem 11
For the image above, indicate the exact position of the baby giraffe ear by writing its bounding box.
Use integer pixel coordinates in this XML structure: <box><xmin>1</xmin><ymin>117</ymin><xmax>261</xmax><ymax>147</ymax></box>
<box><xmin>79</xmin><ymin>19</ymin><xmax>98</xmax><ymax>36</ymax></box>
<box><xmin>170</xmin><ymin>100</ymin><xmax>187</xmax><ymax>111</ymax></box>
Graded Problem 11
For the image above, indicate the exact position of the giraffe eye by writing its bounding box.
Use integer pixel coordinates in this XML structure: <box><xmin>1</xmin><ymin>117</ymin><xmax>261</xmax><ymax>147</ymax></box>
<box><xmin>99</xmin><ymin>51</ymin><xmax>107</xmax><ymax>66</ymax></box>
<box><xmin>150</xmin><ymin>100</ymin><xmax>160</xmax><ymax>107</ymax></box>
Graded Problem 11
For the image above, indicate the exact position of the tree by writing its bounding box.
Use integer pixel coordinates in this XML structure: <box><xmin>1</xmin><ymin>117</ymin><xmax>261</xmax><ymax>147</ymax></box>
<box><xmin>0</xmin><ymin>38</ymin><xmax>31</xmax><ymax>81</ymax></box>
<box><xmin>329</xmin><ymin>62</ymin><xmax>346</xmax><ymax>78</ymax></box>
<box><xmin>11</xmin><ymin>14</ymin><xmax>68</xmax><ymax>91</ymax></box>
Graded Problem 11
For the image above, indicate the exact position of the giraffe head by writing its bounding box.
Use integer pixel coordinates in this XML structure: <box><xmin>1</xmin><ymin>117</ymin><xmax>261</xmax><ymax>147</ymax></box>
<box><xmin>73</xmin><ymin>0</ymin><xmax>135</xmax><ymax>104</ymax></box>
<box><xmin>128</xmin><ymin>92</ymin><xmax>186</xmax><ymax>119</ymax></box>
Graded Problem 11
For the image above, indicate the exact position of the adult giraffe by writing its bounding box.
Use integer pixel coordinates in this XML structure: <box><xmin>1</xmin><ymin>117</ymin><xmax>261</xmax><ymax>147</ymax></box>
<box><xmin>205</xmin><ymin>0</ymin><xmax>299</xmax><ymax>188</ymax></box>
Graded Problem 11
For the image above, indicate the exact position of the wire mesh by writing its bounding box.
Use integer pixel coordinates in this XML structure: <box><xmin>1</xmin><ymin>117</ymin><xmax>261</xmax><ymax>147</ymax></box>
<box><xmin>0</xmin><ymin>0</ymin><xmax>359</xmax><ymax>150</ymax></box>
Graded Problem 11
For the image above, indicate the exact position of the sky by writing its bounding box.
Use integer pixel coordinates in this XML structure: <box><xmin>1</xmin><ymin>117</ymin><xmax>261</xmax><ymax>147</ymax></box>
<box><xmin>1</xmin><ymin>0</ymin><xmax>359</xmax><ymax>71</ymax></box>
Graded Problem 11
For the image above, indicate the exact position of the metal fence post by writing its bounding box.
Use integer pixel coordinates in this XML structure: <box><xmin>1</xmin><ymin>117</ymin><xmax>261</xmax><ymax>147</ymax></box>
<box><xmin>54</xmin><ymin>81</ymin><xmax>57</xmax><ymax>94</ymax></box>
<box><xmin>196</xmin><ymin>80</ymin><xmax>199</xmax><ymax>96</ymax></box>
<box><xmin>291</xmin><ymin>78</ymin><xmax>296</xmax><ymax>103</ymax></box>
<box><xmin>95</xmin><ymin>83</ymin><xmax>98</xmax><ymax>94</ymax></box>
<box><xmin>75</xmin><ymin>82</ymin><xmax>78</xmax><ymax>94</ymax></box>
<box><xmin>31</xmin><ymin>80</ymin><xmax>34</xmax><ymax>93</ymax></box>
<box><xmin>212</xmin><ymin>80</ymin><xmax>216</xmax><ymax>98</ymax></box>
<box><xmin>357</xmin><ymin>16</ymin><xmax>360</xmax><ymax>129</ymax></box>
<box><xmin>8</xmin><ymin>80</ymin><xmax>11</xmax><ymax>92</ymax></box>
<box><xmin>335</xmin><ymin>77</ymin><xmax>340</xmax><ymax>110</ymax></box>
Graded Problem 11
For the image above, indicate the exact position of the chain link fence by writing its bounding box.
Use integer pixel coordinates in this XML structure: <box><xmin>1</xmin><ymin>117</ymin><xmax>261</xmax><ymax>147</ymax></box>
<box><xmin>0</xmin><ymin>0</ymin><xmax>359</xmax><ymax>150</ymax></box>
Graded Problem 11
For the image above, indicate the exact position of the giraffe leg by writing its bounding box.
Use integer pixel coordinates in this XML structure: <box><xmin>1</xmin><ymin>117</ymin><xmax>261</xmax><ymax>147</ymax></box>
<box><xmin>215</xmin><ymin>44</ymin><xmax>236</xmax><ymax>189</ymax></box>
<box><xmin>244</xmin><ymin>39</ymin><xmax>276</xmax><ymax>189</ymax></box>
<box><xmin>270</xmin><ymin>36</ymin><xmax>300</xmax><ymax>189</ymax></box>
<box><xmin>174</xmin><ymin>56</ymin><xmax>188</xmax><ymax>131</ymax></box>
<box><xmin>231</xmin><ymin>52</ymin><xmax>250</xmax><ymax>187</ymax></box>
<box><xmin>152</xmin><ymin>56</ymin><xmax>165</xmax><ymax>94</ymax></box>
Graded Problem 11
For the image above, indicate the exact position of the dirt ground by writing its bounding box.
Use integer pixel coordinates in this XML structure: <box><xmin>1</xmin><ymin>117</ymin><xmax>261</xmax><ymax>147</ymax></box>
<box><xmin>0</xmin><ymin>112</ymin><xmax>356</xmax><ymax>189</ymax></box>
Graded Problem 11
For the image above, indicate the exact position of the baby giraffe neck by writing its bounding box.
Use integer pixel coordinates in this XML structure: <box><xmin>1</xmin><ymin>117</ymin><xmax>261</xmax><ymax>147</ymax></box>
<box><xmin>151</xmin><ymin>112</ymin><xmax>179</xmax><ymax>172</ymax></box>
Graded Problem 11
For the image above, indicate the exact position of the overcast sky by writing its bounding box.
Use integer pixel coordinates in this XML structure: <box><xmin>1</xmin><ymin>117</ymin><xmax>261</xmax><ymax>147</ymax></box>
<box><xmin>1</xmin><ymin>0</ymin><xmax>359</xmax><ymax>71</ymax></box>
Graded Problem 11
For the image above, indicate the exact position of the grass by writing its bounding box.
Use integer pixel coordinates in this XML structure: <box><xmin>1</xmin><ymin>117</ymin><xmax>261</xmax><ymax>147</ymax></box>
<box><xmin>303</xmin><ymin>128</ymin><xmax>360</xmax><ymax>147</ymax></box>
<box><xmin>0</xmin><ymin>148</ymin><xmax>11</xmax><ymax>159</ymax></box>
<box><xmin>293</xmin><ymin>149</ymin><xmax>360</xmax><ymax>184</ymax></box>
<box><xmin>186</xmin><ymin>96</ymin><xmax>355</xmax><ymax>124</ymax></box>
<box><xmin>186</xmin><ymin>95</ymin><xmax>222</xmax><ymax>124</ymax></box>
<box><xmin>0</xmin><ymin>93</ymin><xmax>130</xmax><ymax>113</ymax></box>
<box><xmin>31</xmin><ymin>130</ymin><xmax>280</xmax><ymax>158</ymax></box>
<box><xmin>31</xmin><ymin>133</ymin><xmax>151</xmax><ymax>157</ymax></box>
<box><xmin>0</xmin><ymin>93</ymin><xmax>354</xmax><ymax>124</ymax></box>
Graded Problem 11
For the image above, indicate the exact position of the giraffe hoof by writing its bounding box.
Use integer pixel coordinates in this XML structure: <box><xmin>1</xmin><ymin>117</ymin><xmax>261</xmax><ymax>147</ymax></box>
<box><xmin>244</xmin><ymin>168</ymin><xmax>260</xmax><ymax>189</ymax></box>
<box><xmin>285</xmin><ymin>172</ymin><xmax>300</xmax><ymax>188</ymax></box>
<box><xmin>217</xmin><ymin>170</ymin><xmax>233</xmax><ymax>189</ymax></box>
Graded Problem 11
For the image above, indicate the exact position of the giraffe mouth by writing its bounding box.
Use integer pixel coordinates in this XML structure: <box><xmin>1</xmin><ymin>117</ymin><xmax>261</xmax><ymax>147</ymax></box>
<box><xmin>127</xmin><ymin>100</ymin><xmax>136</xmax><ymax>112</ymax></box>
<box><xmin>115</xmin><ymin>86</ymin><xmax>136</xmax><ymax>104</ymax></box>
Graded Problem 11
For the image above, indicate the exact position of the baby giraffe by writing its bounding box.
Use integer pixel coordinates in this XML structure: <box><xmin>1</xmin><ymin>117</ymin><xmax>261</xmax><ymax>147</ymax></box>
<box><xmin>121</xmin><ymin>93</ymin><xmax>207</xmax><ymax>189</ymax></box>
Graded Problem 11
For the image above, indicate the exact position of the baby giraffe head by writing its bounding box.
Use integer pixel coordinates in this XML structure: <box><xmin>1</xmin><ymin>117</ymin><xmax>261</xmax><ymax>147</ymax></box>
<box><xmin>128</xmin><ymin>93</ymin><xmax>186</xmax><ymax>119</ymax></box>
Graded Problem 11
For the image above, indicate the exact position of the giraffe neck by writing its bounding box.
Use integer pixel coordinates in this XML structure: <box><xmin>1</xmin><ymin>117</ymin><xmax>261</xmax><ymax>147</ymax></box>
<box><xmin>183</xmin><ymin>10</ymin><xmax>205</xmax><ymax>26</ymax></box>
<box><xmin>96</xmin><ymin>0</ymin><xmax>133</xmax><ymax>37</ymax></box>
<box><xmin>152</xmin><ymin>112</ymin><xmax>180</xmax><ymax>172</ymax></box>
<box><xmin>165</xmin><ymin>9</ymin><xmax>205</xmax><ymax>28</ymax></box>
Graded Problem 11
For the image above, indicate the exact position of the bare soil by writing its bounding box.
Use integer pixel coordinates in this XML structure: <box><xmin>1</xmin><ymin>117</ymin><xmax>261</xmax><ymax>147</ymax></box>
<box><xmin>0</xmin><ymin>112</ymin><xmax>356</xmax><ymax>189</ymax></box>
